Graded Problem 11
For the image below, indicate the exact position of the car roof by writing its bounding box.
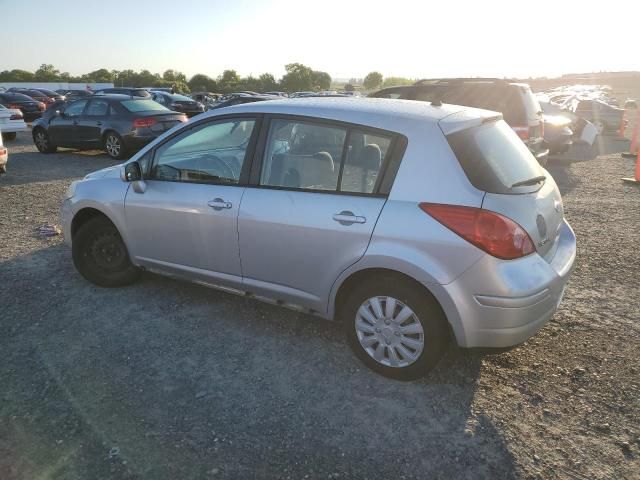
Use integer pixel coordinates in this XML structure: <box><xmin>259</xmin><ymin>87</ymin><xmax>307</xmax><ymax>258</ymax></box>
<box><xmin>202</xmin><ymin>97</ymin><xmax>497</xmax><ymax>133</ymax></box>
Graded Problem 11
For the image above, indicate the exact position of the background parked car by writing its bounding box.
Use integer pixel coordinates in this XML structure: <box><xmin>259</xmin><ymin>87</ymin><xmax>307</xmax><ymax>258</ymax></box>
<box><xmin>31</xmin><ymin>95</ymin><xmax>187</xmax><ymax>159</ymax></box>
<box><xmin>0</xmin><ymin>92</ymin><xmax>45</xmax><ymax>121</ymax></box>
<box><xmin>7</xmin><ymin>87</ymin><xmax>54</xmax><ymax>106</ymax></box>
<box><xmin>208</xmin><ymin>94</ymin><xmax>278</xmax><ymax>110</ymax></box>
<box><xmin>32</xmin><ymin>88</ymin><xmax>66</xmax><ymax>102</ymax></box>
<box><xmin>94</xmin><ymin>88</ymin><xmax>151</xmax><ymax>98</ymax></box>
<box><xmin>151</xmin><ymin>92</ymin><xmax>205</xmax><ymax>117</ymax></box>
<box><xmin>574</xmin><ymin>99</ymin><xmax>625</xmax><ymax>134</ymax></box>
<box><xmin>542</xmin><ymin>114</ymin><xmax>573</xmax><ymax>154</ymax></box>
<box><xmin>0</xmin><ymin>103</ymin><xmax>28</xmax><ymax>141</ymax></box>
<box><xmin>57</xmin><ymin>90</ymin><xmax>93</xmax><ymax>102</ymax></box>
<box><xmin>370</xmin><ymin>78</ymin><xmax>549</xmax><ymax>165</ymax></box>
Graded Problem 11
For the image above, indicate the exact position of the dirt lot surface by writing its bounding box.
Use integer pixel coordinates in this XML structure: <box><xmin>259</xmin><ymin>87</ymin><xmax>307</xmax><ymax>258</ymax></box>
<box><xmin>1</xmin><ymin>132</ymin><xmax>638</xmax><ymax>479</ymax></box>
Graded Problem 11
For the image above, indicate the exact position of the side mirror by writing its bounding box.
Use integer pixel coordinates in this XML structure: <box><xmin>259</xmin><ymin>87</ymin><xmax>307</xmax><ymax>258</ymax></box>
<box><xmin>124</xmin><ymin>161</ymin><xmax>142</xmax><ymax>182</ymax></box>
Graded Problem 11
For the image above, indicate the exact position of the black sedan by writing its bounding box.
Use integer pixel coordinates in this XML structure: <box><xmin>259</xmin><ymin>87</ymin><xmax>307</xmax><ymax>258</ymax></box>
<box><xmin>150</xmin><ymin>92</ymin><xmax>205</xmax><ymax>117</ymax></box>
<box><xmin>33</xmin><ymin>88</ymin><xmax>66</xmax><ymax>102</ymax></box>
<box><xmin>0</xmin><ymin>92</ymin><xmax>45</xmax><ymax>121</ymax></box>
<box><xmin>7</xmin><ymin>88</ymin><xmax>54</xmax><ymax>107</ymax></box>
<box><xmin>31</xmin><ymin>95</ymin><xmax>188</xmax><ymax>159</ymax></box>
<box><xmin>209</xmin><ymin>94</ymin><xmax>278</xmax><ymax>110</ymax></box>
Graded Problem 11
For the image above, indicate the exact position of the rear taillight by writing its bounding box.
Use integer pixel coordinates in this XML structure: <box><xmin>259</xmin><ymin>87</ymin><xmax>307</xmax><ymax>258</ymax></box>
<box><xmin>37</xmin><ymin>102</ymin><xmax>45</xmax><ymax>110</ymax></box>
<box><xmin>133</xmin><ymin>118</ymin><xmax>157</xmax><ymax>128</ymax></box>
<box><xmin>0</xmin><ymin>147</ymin><xmax>7</xmax><ymax>156</ymax></box>
<box><xmin>10</xmin><ymin>113</ymin><xmax>23</xmax><ymax>120</ymax></box>
<box><xmin>178</xmin><ymin>115</ymin><xmax>188</xmax><ymax>122</ymax></box>
<box><xmin>512</xmin><ymin>125</ymin><xmax>529</xmax><ymax>141</ymax></box>
<box><xmin>8</xmin><ymin>104</ymin><xmax>21</xmax><ymax>109</ymax></box>
<box><xmin>419</xmin><ymin>203</ymin><xmax>535</xmax><ymax>260</ymax></box>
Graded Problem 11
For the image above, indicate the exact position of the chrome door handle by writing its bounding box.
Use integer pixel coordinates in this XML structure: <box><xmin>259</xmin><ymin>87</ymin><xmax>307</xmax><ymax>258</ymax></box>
<box><xmin>333</xmin><ymin>211</ymin><xmax>366</xmax><ymax>225</ymax></box>
<box><xmin>207</xmin><ymin>198</ymin><xmax>232</xmax><ymax>210</ymax></box>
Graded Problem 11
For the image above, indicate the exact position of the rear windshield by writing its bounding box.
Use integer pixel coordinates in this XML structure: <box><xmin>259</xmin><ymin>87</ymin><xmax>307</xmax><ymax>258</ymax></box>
<box><xmin>121</xmin><ymin>100</ymin><xmax>170</xmax><ymax>112</ymax></box>
<box><xmin>169</xmin><ymin>94</ymin><xmax>193</xmax><ymax>102</ymax></box>
<box><xmin>447</xmin><ymin>120</ymin><xmax>544</xmax><ymax>194</ymax></box>
<box><xmin>1</xmin><ymin>93</ymin><xmax>34</xmax><ymax>102</ymax></box>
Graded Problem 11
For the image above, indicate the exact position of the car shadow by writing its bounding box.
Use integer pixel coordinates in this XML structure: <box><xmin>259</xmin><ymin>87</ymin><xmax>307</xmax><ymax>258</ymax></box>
<box><xmin>0</xmin><ymin>244</ymin><xmax>518</xmax><ymax>479</ymax></box>
<box><xmin>0</xmin><ymin>149</ymin><xmax>124</xmax><ymax>186</ymax></box>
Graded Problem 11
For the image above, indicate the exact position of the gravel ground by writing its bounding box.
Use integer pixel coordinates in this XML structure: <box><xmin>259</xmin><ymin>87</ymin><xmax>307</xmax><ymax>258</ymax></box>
<box><xmin>0</xmin><ymin>132</ymin><xmax>638</xmax><ymax>479</ymax></box>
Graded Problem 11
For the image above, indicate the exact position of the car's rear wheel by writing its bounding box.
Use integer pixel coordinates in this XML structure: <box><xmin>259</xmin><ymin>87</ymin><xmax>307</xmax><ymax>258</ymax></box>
<box><xmin>33</xmin><ymin>128</ymin><xmax>57</xmax><ymax>153</ymax></box>
<box><xmin>103</xmin><ymin>132</ymin><xmax>127</xmax><ymax>160</ymax></box>
<box><xmin>342</xmin><ymin>276</ymin><xmax>449</xmax><ymax>380</ymax></box>
<box><xmin>72</xmin><ymin>216</ymin><xmax>140</xmax><ymax>287</ymax></box>
<box><xmin>2</xmin><ymin>132</ymin><xmax>16</xmax><ymax>141</ymax></box>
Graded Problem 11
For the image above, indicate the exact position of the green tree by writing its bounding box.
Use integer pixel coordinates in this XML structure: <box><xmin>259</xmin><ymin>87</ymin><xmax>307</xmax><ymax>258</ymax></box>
<box><xmin>34</xmin><ymin>64</ymin><xmax>61</xmax><ymax>81</ymax></box>
<box><xmin>218</xmin><ymin>70</ymin><xmax>240</xmax><ymax>92</ymax></box>
<box><xmin>83</xmin><ymin>68</ymin><xmax>113</xmax><ymax>83</ymax></box>
<box><xmin>258</xmin><ymin>73</ymin><xmax>277</xmax><ymax>92</ymax></box>
<box><xmin>311</xmin><ymin>70</ymin><xmax>331</xmax><ymax>90</ymax></box>
<box><xmin>280</xmin><ymin>63</ymin><xmax>314</xmax><ymax>92</ymax></box>
<box><xmin>188</xmin><ymin>74</ymin><xmax>217</xmax><ymax>92</ymax></box>
<box><xmin>163</xmin><ymin>69</ymin><xmax>187</xmax><ymax>83</ymax></box>
<box><xmin>363</xmin><ymin>71</ymin><xmax>383</xmax><ymax>90</ymax></box>
<box><xmin>381</xmin><ymin>76</ymin><xmax>413</xmax><ymax>87</ymax></box>
<box><xmin>344</xmin><ymin>83</ymin><xmax>355</xmax><ymax>92</ymax></box>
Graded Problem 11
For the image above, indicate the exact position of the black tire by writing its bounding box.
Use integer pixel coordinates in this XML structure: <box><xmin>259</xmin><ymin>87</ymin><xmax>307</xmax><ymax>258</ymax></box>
<box><xmin>33</xmin><ymin>128</ymin><xmax>57</xmax><ymax>153</ymax></box>
<box><xmin>103</xmin><ymin>131</ymin><xmax>127</xmax><ymax>160</ymax></box>
<box><xmin>342</xmin><ymin>275</ymin><xmax>449</xmax><ymax>380</ymax></box>
<box><xmin>2</xmin><ymin>131</ymin><xmax>16</xmax><ymax>141</ymax></box>
<box><xmin>72</xmin><ymin>216</ymin><xmax>140</xmax><ymax>287</ymax></box>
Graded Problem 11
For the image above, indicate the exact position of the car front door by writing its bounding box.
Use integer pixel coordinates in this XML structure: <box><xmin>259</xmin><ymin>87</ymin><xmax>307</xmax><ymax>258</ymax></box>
<box><xmin>48</xmin><ymin>99</ymin><xmax>88</xmax><ymax>146</ymax></box>
<box><xmin>76</xmin><ymin>98</ymin><xmax>110</xmax><ymax>146</ymax></box>
<box><xmin>124</xmin><ymin>116</ymin><xmax>260</xmax><ymax>288</ymax></box>
<box><xmin>238</xmin><ymin>117</ymin><xmax>395</xmax><ymax>314</ymax></box>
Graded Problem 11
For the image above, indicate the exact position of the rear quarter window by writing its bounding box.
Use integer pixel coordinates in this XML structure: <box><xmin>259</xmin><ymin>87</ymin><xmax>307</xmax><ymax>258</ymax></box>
<box><xmin>447</xmin><ymin>120</ymin><xmax>544</xmax><ymax>194</ymax></box>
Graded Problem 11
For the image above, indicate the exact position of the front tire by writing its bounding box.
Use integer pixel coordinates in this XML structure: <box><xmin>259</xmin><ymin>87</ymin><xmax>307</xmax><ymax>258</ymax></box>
<box><xmin>72</xmin><ymin>216</ymin><xmax>140</xmax><ymax>287</ymax></box>
<box><xmin>342</xmin><ymin>276</ymin><xmax>449</xmax><ymax>380</ymax></box>
<box><xmin>33</xmin><ymin>128</ymin><xmax>57</xmax><ymax>153</ymax></box>
<box><xmin>103</xmin><ymin>132</ymin><xmax>127</xmax><ymax>160</ymax></box>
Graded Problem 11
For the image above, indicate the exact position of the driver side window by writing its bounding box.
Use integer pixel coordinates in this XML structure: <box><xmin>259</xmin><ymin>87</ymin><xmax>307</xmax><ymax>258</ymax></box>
<box><xmin>150</xmin><ymin>119</ymin><xmax>256</xmax><ymax>185</ymax></box>
<box><xmin>64</xmin><ymin>100</ymin><xmax>88</xmax><ymax>117</ymax></box>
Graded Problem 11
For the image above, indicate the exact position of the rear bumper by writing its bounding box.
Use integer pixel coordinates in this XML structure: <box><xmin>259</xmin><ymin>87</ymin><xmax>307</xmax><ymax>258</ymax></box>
<box><xmin>0</xmin><ymin>122</ymin><xmax>29</xmax><ymax>134</ymax></box>
<box><xmin>121</xmin><ymin>133</ymin><xmax>157</xmax><ymax>151</ymax></box>
<box><xmin>431</xmin><ymin>219</ymin><xmax>576</xmax><ymax>348</ymax></box>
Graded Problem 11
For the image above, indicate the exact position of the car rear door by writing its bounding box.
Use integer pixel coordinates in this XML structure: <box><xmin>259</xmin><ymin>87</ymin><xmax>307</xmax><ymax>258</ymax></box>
<box><xmin>237</xmin><ymin>117</ymin><xmax>398</xmax><ymax>314</ymax></box>
<box><xmin>124</xmin><ymin>116</ymin><xmax>260</xmax><ymax>288</ymax></box>
<box><xmin>48</xmin><ymin>99</ymin><xmax>88</xmax><ymax>146</ymax></box>
<box><xmin>76</xmin><ymin>98</ymin><xmax>110</xmax><ymax>146</ymax></box>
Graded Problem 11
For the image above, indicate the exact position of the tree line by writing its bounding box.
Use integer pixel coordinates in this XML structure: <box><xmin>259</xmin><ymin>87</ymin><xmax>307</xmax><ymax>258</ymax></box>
<box><xmin>0</xmin><ymin>64</ymin><xmax>413</xmax><ymax>94</ymax></box>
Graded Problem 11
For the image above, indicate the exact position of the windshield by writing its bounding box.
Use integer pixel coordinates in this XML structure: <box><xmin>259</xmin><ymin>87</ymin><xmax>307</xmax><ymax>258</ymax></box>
<box><xmin>446</xmin><ymin>119</ymin><xmax>544</xmax><ymax>194</ymax></box>
<box><xmin>121</xmin><ymin>100</ymin><xmax>170</xmax><ymax>112</ymax></box>
<box><xmin>169</xmin><ymin>94</ymin><xmax>193</xmax><ymax>102</ymax></box>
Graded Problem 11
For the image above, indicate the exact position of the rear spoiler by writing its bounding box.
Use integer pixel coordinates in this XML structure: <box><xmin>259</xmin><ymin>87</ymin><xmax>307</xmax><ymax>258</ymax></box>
<box><xmin>438</xmin><ymin>109</ymin><xmax>502</xmax><ymax>136</ymax></box>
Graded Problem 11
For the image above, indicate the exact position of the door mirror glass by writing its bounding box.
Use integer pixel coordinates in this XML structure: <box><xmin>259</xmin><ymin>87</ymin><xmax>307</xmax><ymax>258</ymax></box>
<box><xmin>124</xmin><ymin>161</ymin><xmax>142</xmax><ymax>182</ymax></box>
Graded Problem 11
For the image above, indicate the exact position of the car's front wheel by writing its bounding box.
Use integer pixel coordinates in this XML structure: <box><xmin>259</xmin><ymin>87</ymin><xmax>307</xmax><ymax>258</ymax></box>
<box><xmin>33</xmin><ymin>128</ymin><xmax>57</xmax><ymax>153</ymax></box>
<box><xmin>103</xmin><ymin>132</ymin><xmax>127</xmax><ymax>160</ymax></box>
<box><xmin>343</xmin><ymin>276</ymin><xmax>449</xmax><ymax>380</ymax></box>
<box><xmin>72</xmin><ymin>216</ymin><xmax>140</xmax><ymax>287</ymax></box>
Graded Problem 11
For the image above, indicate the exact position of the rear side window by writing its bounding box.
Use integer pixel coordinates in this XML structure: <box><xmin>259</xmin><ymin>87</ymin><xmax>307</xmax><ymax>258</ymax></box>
<box><xmin>447</xmin><ymin>120</ymin><xmax>544</xmax><ymax>194</ymax></box>
<box><xmin>121</xmin><ymin>100</ymin><xmax>170</xmax><ymax>112</ymax></box>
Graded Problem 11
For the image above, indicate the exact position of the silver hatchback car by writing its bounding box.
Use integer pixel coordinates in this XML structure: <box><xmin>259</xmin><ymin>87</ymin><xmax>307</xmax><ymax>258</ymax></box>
<box><xmin>61</xmin><ymin>98</ymin><xmax>576</xmax><ymax>379</ymax></box>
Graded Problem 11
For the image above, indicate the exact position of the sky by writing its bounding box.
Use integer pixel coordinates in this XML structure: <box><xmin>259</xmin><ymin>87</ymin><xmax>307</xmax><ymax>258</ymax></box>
<box><xmin>1</xmin><ymin>0</ymin><xmax>638</xmax><ymax>81</ymax></box>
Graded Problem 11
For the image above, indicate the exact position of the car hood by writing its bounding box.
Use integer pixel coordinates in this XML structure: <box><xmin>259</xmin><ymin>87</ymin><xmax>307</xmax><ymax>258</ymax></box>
<box><xmin>84</xmin><ymin>165</ymin><xmax>122</xmax><ymax>180</ymax></box>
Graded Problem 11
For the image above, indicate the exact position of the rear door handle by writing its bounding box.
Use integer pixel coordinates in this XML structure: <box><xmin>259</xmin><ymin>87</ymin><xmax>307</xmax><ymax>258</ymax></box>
<box><xmin>207</xmin><ymin>198</ymin><xmax>232</xmax><ymax>210</ymax></box>
<box><xmin>333</xmin><ymin>211</ymin><xmax>366</xmax><ymax>225</ymax></box>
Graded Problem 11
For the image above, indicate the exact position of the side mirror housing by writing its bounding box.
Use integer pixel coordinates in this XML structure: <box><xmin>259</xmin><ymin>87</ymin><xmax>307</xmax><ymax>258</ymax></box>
<box><xmin>124</xmin><ymin>161</ymin><xmax>142</xmax><ymax>182</ymax></box>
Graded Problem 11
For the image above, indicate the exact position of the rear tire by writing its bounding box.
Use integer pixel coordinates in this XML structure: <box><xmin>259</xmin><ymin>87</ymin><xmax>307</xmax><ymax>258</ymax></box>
<box><xmin>103</xmin><ymin>131</ymin><xmax>127</xmax><ymax>160</ymax></box>
<box><xmin>33</xmin><ymin>128</ymin><xmax>57</xmax><ymax>153</ymax></box>
<box><xmin>2</xmin><ymin>132</ymin><xmax>16</xmax><ymax>141</ymax></box>
<box><xmin>342</xmin><ymin>275</ymin><xmax>449</xmax><ymax>380</ymax></box>
<box><xmin>72</xmin><ymin>216</ymin><xmax>140</xmax><ymax>287</ymax></box>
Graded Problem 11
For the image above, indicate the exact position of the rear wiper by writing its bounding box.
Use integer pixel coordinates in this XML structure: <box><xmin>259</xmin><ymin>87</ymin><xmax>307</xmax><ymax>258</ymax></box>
<box><xmin>511</xmin><ymin>175</ymin><xmax>546</xmax><ymax>188</ymax></box>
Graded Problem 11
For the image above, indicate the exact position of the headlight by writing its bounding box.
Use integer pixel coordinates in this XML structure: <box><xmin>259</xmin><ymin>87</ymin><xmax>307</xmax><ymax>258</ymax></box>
<box><xmin>64</xmin><ymin>180</ymin><xmax>78</xmax><ymax>200</ymax></box>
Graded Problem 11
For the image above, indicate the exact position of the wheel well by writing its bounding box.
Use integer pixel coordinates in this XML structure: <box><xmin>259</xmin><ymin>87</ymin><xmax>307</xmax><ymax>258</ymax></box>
<box><xmin>71</xmin><ymin>208</ymin><xmax>109</xmax><ymax>239</ymax></box>
<box><xmin>101</xmin><ymin>129</ymin><xmax>117</xmax><ymax>143</ymax></box>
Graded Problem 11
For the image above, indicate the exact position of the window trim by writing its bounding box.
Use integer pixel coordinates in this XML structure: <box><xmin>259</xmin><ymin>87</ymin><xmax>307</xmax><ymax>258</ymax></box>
<box><xmin>248</xmin><ymin>113</ymin><xmax>407</xmax><ymax>197</ymax></box>
<box><xmin>145</xmin><ymin>113</ymin><xmax>263</xmax><ymax>187</ymax></box>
